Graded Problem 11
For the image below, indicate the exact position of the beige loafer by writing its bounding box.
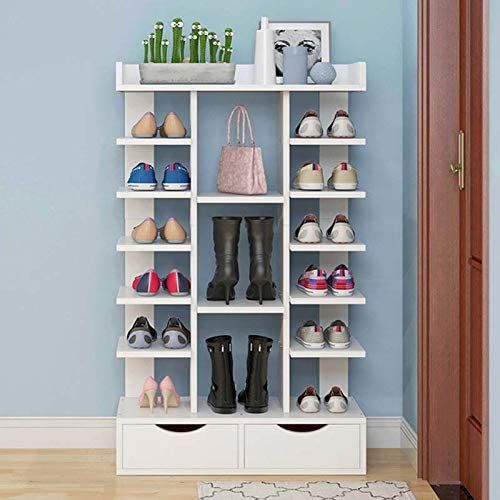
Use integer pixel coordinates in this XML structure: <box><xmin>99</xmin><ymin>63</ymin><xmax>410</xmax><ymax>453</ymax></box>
<box><xmin>159</xmin><ymin>217</ymin><xmax>187</xmax><ymax>243</ymax></box>
<box><xmin>159</xmin><ymin>112</ymin><xmax>186</xmax><ymax>138</ymax></box>
<box><xmin>131</xmin><ymin>112</ymin><xmax>158</xmax><ymax>138</ymax></box>
<box><xmin>131</xmin><ymin>217</ymin><xmax>158</xmax><ymax>243</ymax></box>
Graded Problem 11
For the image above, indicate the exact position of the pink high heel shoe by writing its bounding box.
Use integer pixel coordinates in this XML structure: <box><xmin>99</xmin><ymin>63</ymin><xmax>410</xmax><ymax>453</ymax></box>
<box><xmin>159</xmin><ymin>376</ymin><xmax>180</xmax><ymax>413</ymax></box>
<box><xmin>138</xmin><ymin>376</ymin><xmax>158</xmax><ymax>413</ymax></box>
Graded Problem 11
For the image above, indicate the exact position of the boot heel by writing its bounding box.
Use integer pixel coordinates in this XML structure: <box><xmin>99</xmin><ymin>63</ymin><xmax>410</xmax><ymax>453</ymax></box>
<box><xmin>225</xmin><ymin>284</ymin><xmax>232</xmax><ymax>305</ymax></box>
<box><xmin>257</xmin><ymin>283</ymin><xmax>264</xmax><ymax>305</ymax></box>
<box><xmin>145</xmin><ymin>388</ymin><xmax>157</xmax><ymax>414</ymax></box>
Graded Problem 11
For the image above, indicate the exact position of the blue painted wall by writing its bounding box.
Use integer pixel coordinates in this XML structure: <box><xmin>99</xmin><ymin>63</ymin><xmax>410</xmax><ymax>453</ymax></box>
<box><xmin>402</xmin><ymin>0</ymin><xmax>418</xmax><ymax>432</ymax></box>
<box><xmin>489</xmin><ymin>0</ymin><xmax>499</xmax><ymax>493</ymax></box>
<box><xmin>0</xmin><ymin>0</ymin><xmax>405</xmax><ymax>417</ymax></box>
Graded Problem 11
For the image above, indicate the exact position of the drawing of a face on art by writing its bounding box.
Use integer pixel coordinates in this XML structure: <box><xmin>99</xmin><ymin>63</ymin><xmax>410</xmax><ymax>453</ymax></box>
<box><xmin>273</xmin><ymin>29</ymin><xmax>322</xmax><ymax>76</ymax></box>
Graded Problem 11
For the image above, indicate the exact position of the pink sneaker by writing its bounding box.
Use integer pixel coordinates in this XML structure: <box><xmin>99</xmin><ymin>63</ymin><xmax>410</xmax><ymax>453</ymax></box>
<box><xmin>159</xmin><ymin>376</ymin><xmax>180</xmax><ymax>413</ymax></box>
<box><xmin>138</xmin><ymin>376</ymin><xmax>158</xmax><ymax>413</ymax></box>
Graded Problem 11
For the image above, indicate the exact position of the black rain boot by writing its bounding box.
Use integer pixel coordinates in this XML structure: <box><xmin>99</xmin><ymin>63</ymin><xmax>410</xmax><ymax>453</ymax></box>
<box><xmin>206</xmin><ymin>335</ymin><xmax>237</xmax><ymax>414</ymax></box>
<box><xmin>206</xmin><ymin>217</ymin><xmax>242</xmax><ymax>305</ymax></box>
<box><xmin>238</xmin><ymin>335</ymin><xmax>273</xmax><ymax>413</ymax></box>
<box><xmin>245</xmin><ymin>216</ymin><xmax>277</xmax><ymax>304</ymax></box>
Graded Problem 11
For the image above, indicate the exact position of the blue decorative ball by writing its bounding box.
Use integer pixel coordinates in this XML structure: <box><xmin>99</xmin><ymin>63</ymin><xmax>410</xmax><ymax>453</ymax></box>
<box><xmin>310</xmin><ymin>62</ymin><xmax>337</xmax><ymax>84</ymax></box>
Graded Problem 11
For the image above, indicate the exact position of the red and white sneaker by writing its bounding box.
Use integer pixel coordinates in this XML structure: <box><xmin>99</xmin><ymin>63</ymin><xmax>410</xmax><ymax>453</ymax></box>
<box><xmin>327</xmin><ymin>264</ymin><xmax>355</xmax><ymax>296</ymax></box>
<box><xmin>163</xmin><ymin>269</ymin><xmax>191</xmax><ymax>296</ymax></box>
<box><xmin>297</xmin><ymin>265</ymin><xmax>328</xmax><ymax>296</ymax></box>
<box><xmin>132</xmin><ymin>269</ymin><xmax>161</xmax><ymax>296</ymax></box>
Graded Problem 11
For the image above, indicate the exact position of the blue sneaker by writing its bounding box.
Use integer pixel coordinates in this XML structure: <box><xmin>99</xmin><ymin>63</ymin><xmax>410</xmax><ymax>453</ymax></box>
<box><xmin>162</xmin><ymin>163</ymin><xmax>191</xmax><ymax>191</ymax></box>
<box><xmin>127</xmin><ymin>163</ymin><xmax>157</xmax><ymax>191</ymax></box>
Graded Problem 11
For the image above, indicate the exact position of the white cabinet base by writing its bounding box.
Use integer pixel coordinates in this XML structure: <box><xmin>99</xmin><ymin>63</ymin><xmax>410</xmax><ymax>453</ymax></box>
<box><xmin>116</xmin><ymin>398</ymin><xmax>366</xmax><ymax>475</ymax></box>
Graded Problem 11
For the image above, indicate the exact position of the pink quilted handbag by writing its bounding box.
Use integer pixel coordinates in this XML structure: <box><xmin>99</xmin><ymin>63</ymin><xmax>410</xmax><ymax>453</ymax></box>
<box><xmin>217</xmin><ymin>105</ymin><xmax>267</xmax><ymax>195</ymax></box>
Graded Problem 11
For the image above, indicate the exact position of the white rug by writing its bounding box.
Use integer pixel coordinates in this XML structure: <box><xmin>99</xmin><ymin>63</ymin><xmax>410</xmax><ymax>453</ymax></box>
<box><xmin>198</xmin><ymin>480</ymin><xmax>416</xmax><ymax>499</ymax></box>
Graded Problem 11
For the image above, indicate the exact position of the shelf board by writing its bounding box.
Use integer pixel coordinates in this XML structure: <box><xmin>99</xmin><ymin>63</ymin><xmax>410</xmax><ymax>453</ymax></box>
<box><xmin>290</xmin><ymin>289</ymin><xmax>366</xmax><ymax>305</ymax></box>
<box><xmin>289</xmin><ymin>189</ymin><xmax>366</xmax><ymax>199</ymax></box>
<box><xmin>117</xmin><ymin>396</ymin><xmax>365</xmax><ymax>424</ymax></box>
<box><xmin>289</xmin><ymin>239</ymin><xmax>366</xmax><ymax>252</ymax></box>
<box><xmin>116</xmin><ymin>236</ymin><xmax>191</xmax><ymax>252</ymax></box>
<box><xmin>116</xmin><ymin>187</ymin><xmax>191</xmax><ymax>199</ymax></box>
<box><xmin>289</xmin><ymin>138</ymin><xmax>366</xmax><ymax>146</ymax></box>
<box><xmin>116</xmin><ymin>137</ymin><xmax>191</xmax><ymax>146</ymax></box>
<box><xmin>289</xmin><ymin>337</ymin><xmax>366</xmax><ymax>358</ymax></box>
<box><xmin>198</xmin><ymin>192</ymin><xmax>284</xmax><ymax>204</ymax></box>
<box><xmin>116</xmin><ymin>336</ymin><xmax>191</xmax><ymax>358</ymax></box>
<box><xmin>116</xmin><ymin>287</ymin><xmax>191</xmax><ymax>305</ymax></box>
<box><xmin>197</xmin><ymin>297</ymin><xmax>284</xmax><ymax>314</ymax></box>
<box><xmin>116</xmin><ymin>63</ymin><xmax>367</xmax><ymax>93</ymax></box>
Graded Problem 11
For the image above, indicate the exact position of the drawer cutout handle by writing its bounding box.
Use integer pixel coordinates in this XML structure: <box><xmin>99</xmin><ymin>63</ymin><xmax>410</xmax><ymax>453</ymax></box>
<box><xmin>156</xmin><ymin>424</ymin><xmax>206</xmax><ymax>433</ymax></box>
<box><xmin>278</xmin><ymin>424</ymin><xmax>327</xmax><ymax>433</ymax></box>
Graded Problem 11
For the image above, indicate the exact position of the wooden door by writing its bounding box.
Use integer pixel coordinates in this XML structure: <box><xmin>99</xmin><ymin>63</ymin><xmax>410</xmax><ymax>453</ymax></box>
<box><xmin>459</xmin><ymin>1</ymin><xmax>488</xmax><ymax>498</ymax></box>
<box><xmin>419</xmin><ymin>0</ymin><xmax>488</xmax><ymax>495</ymax></box>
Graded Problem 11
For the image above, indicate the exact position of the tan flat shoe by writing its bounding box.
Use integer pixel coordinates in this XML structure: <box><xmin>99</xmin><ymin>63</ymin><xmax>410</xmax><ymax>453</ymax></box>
<box><xmin>159</xmin><ymin>217</ymin><xmax>187</xmax><ymax>243</ymax></box>
<box><xmin>131</xmin><ymin>217</ymin><xmax>158</xmax><ymax>243</ymax></box>
<box><xmin>131</xmin><ymin>112</ymin><xmax>157</xmax><ymax>138</ymax></box>
<box><xmin>159</xmin><ymin>112</ymin><xmax>186</xmax><ymax>138</ymax></box>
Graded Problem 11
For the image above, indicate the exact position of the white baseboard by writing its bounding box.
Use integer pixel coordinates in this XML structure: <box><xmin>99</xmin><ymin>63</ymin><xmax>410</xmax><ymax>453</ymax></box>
<box><xmin>0</xmin><ymin>417</ymin><xmax>115</xmax><ymax>448</ymax></box>
<box><xmin>0</xmin><ymin>416</ymin><xmax>418</xmax><ymax>450</ymax></box>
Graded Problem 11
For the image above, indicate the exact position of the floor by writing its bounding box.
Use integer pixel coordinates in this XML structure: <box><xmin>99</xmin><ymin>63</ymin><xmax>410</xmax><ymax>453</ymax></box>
<box><xmin>0</xmin><ymin>448</ymin><xmax>437</xmax><ymax>499</ymax></box>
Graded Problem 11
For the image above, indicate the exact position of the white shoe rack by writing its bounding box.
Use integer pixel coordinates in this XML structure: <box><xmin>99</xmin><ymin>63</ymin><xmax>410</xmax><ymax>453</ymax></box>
<box><xmin>115</xmin><ymin>62</ymin><xmax>368</xmax><ymax>475</ymax></box>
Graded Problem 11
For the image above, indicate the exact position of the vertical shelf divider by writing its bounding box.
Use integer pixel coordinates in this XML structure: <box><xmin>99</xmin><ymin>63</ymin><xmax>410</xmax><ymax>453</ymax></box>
<box><xmin>190</xmin><ymin>91</ymin><xmax>198</xmax><ymax>413</ymax></box>
<box><xmin>281</xmin><ymin>91</ymin><xmax>291</xmax><ymax>412</ymax></box>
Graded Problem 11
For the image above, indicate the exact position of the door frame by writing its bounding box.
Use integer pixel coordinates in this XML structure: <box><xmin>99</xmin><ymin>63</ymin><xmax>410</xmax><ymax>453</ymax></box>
<box><xmin>417</xmin><ymin>0</ymin><xmax>489</xmax><ymax>493</ymax></box>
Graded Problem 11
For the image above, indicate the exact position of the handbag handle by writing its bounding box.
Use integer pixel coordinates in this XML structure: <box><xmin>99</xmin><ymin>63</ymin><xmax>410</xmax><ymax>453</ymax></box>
<box><xmin>226</xmin><ymin>104</ymin><xmax>255</xmax><ymax>146</ymax></box>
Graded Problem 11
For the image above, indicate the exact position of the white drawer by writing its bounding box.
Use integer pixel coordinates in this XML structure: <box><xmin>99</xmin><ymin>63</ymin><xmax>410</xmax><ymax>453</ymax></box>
<box><xmin>244</xmin><ymin>424</ymin><xmax>361</xmax><ymax>469</ymax></box>
<box><xmin>122</xmin><ymin>424</ymin><xmax>238</xmax><ymax>470</ymax></box>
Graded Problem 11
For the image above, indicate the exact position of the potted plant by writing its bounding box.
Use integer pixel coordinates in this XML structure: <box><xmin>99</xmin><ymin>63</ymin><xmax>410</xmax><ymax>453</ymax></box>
<box><xmin>139</xmin><ymin>18</ymin><xmax>236</xmax><ymax>84</ymax></box>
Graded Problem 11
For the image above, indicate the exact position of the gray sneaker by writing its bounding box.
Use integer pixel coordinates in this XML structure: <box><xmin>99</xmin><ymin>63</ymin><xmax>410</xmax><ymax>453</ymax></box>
<box><xmin>324</xmin><ymin>320</ymin><xmax>351</xmax><ymax>349</ymax></box>
<box><xmin>296</xmin><ymin>320</ymin><xmax>325</xmax><ymax>349</ymax></box>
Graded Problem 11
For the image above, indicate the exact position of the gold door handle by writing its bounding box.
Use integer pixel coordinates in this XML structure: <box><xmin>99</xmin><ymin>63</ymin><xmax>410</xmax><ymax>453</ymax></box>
<box><xmin>449</xmin><ymin>130</ymin><xmax>465</xmax><ymax>190</ymax></box>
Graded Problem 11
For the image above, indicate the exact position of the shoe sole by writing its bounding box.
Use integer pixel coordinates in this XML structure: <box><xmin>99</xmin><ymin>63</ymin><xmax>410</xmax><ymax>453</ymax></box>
<box><xmin>167</xmin><ymin>291</ymin><xmax>190</xmax><ymax>296</ymax></box>
<box><xmin>327</xmin><ymin>236</ymin><xmax>355</xmax><ymax>244</ymax></box>
<box><xmin>132</xmin><ymin>239</ymin><xmax>156</xmax><ymax>244</ymax></box>
<box><xmin>134</xmin><ymin>291</ymin><xmax>159</xmax><ymax>296</ymax></box>
<box><xmin>297</xmin><ymin>284</ymin><xmax>328</xmax><ymax>296</ymax></box>
<box><xmin>328</xmin><ymin>287</ymin><xmax>355</xmax><ymax>297</ymax></box>
<box><xmin>293</xmin><ymin>183</ymin><xmax>324</xmax><ymax>191</ymax></box>
<box><xmin>164</xmin><ymin>239</ymin><xmax>186</xmax><ymax>244</ymax></box>
<box><xmin>329</xmin><ymin>183</ymin><xmax>358</xmax><ymax>191</ymax></box>
<box><xmin>163</xmin><ymin>183</ymin><xmax>190</xmax><ymax>191</ymax></box>
<box><xmin>327</xmin><ymin>341</ymin><xmax>351</xmax><ymax>349</ymax></box>
<box><xmin>127</xmin><ymin>183</ymin><xmax>157</xmax><ymax>191</ymax></box>
<box><xmin>296</xmin><ymin>336</ymin><xmax>325</xmax><ymax>349</ymax></box>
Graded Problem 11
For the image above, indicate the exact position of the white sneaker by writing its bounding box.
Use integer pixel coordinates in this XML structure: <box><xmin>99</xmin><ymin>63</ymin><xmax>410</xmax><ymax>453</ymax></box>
<box><xmin>297</xmin><ymin>386</ymin><xmax>321</xmax><ymax>413</ymax></box>
<box><xmin>295</xmin><ymin>320</ymin><xmax>325</xmax><ymax>349</ymax></box>
<box><xmin>326</xmin><ymin>214</ymin><xmax>355</xmax><ymax>244</ymax></box>
<box><xmin>327</xmin><ymin>110</ymin><xmax>356</xmax><ymax>138</ymax></box>
<box><xmin>324</xmin><ymin>386</ymin><xmax>348</xmax><ymax>413</ymax></box>
<box><xmin>294</xmin><ymin>214</ymin><xmax>322</xmax><ymax>243</ymax></box>
<box><xmin>327</xmin><ymin>163</ymin><xmax>359</xmax><ymax>191</ymax></box>
<box><xmin>295</xmin><ymin>110</ymin><xmax>323</xmax><ymax>138</ymax></box>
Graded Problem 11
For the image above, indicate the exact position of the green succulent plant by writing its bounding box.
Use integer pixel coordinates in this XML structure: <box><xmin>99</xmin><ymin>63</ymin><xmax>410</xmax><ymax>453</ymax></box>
<box><xmin>170</xmin><ymin>17</ymin><xmax>184</xmax><ymax>63</ymax></box>
<box><xmin>149</xmin><ymin>32</ymin><xmax>156</xmax><ymax>63</ymax></box>
<box><xmin>142</xmin><ymin>39</ymin><xmax>149</xmax><ymax>63</ymax></box>
<box><xmin>224</xmin><ymin>47</ymin><xmax>233</xmax><ymax>64</ymax></box>
<box><xmin>208</xmin><ymin>32</ymin><xmax>219</xmax><ymax>63</ymax></box>
<box><xmin>217</xmin><ymin>42</ymin><xmax>225</xmax><ymax>62</ymax></box>
<box><xmin>189</xmin><ymin>31</ymin><xmax>199</xmax><ymax>63</ymax></box>
<box><xmin>161</xmin><ymin>39</ymin><xmax>169</xmax><ymax>63</ymax></box>
<box><xmin>180</xmin><ymin>35</ymin><xmax>186</xmax><ymax>61</ymax></box>
<box><xmin>154</xmin><ymin>21</ymin><xmax>164</xmax><ymax>63</ymax></box>
<box><xmin>198</xmin><ymin>26</ymin><xmax>208</xmax><ymax>63</ymax></box>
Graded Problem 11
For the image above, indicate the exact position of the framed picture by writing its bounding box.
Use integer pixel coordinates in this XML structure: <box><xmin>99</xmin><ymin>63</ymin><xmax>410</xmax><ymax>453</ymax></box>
<box><xmin>267</xmin><ymin>21</ymin><xmax>331</xmax><ymax>81</ymax></box>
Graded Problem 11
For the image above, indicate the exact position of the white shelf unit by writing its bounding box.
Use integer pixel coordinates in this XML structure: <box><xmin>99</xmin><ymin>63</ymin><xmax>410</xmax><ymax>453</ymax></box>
<box><xmin>115</xmin><ymin>62</ymin><xmax>368</xmax><ymax>476</ymax></box>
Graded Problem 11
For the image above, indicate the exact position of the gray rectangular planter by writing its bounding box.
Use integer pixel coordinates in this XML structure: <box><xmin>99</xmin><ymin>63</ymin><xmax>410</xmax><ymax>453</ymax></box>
<box><xmin>139</xmin><ymin>63</ymin><xmax>235</xmax><ymax>84</ymax></box>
